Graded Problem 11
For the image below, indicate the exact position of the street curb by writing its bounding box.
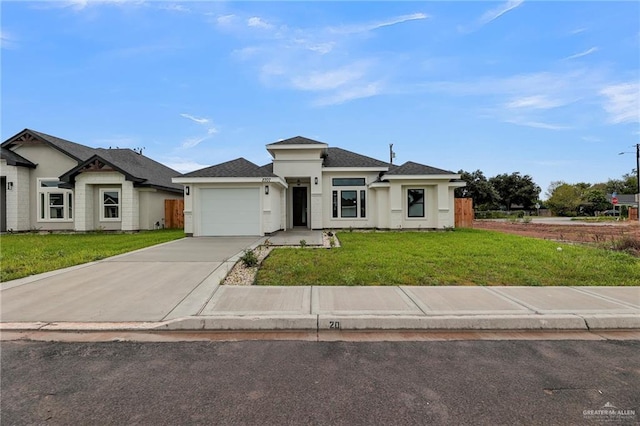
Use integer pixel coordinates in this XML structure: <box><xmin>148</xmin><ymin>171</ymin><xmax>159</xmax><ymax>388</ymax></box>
<box><xmin>8</xmin><ymin>314</ymin><xmax>639</xmax><ymax>333</ymax></box>
<box><xmin>581</xmin><ymin>314</ymin><xmax>640</xmax><ymax>330</ymax></box>
<box><xmin>315</xmin><ymin>314</ymin><xmax>589</xmax><ymax>331</ymax></box>
<box><xmin>158</xmin><ymin>315</ymin><xmax>318</xmax><ymax>331</ymax></box>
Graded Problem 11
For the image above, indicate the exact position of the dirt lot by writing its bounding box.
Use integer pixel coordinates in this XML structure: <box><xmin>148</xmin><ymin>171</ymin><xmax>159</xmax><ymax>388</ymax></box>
<box><xmin>473</xmin><ymin>219</ymin><xmax>640</xmax><ymax>244</ymax></box>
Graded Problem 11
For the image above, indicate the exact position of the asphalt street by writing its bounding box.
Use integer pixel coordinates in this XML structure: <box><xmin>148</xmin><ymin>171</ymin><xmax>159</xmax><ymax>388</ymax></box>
<box><xmin>2</xmin><ymin>340</ymin><xmax>639</xmax><ymax>425</ymax></box>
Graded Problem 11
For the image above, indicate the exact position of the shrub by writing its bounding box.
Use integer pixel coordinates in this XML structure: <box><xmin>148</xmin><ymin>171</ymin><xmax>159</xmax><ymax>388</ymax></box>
<box><xmin>299</xmin><ymin>239</ymin><xmax>307</xmax><ymax>248</ymax></box>
<box><xmin>611</xmin><ymin>236</ymin><xmax>640</xmax><ymax>255</ymax></box>
<box><xmin>240</xmin><ymin>249</ymin><xmax>258</xmax><ymax>267</ymax></box>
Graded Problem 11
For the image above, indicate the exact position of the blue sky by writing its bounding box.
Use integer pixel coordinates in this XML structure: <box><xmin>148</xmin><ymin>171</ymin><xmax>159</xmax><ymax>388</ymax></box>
<box><xmin>2</xmin><ymin>1</ymin><xmax>639</xmax><ymax>197</ymax></box>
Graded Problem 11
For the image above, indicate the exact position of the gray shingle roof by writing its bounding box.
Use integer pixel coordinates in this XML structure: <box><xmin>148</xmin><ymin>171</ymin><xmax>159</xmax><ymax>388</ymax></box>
<box><xmin>323</xmin><ymin>147</ymin><xmax>389</xmax><ymax>168</ymax></box>
<box><xmin>1</xmin><ymin>147</ymin><xmax>36</xmax><ymax>168</ymax></box>
<box><xmin>183</xmin><ymin>158</ymin><xmax>278</xmax><ymax>178</ymax></box>
<box><xmin>269</xmin><ymin>136</ymin><xmax>327</xmax><ymax>145</ymax></box>
<box><xmin>2</xmin><ymin>129</ymin><xmax>98</xmax><ymax>162</ymax></box>
<box><xmin>606</xmin><ymin>194</ymin><xmax>638</xmax><ymax>206</ymax></box>
<box><xmin>3</xmin><ymin>129</ymin><xmax>182</xmax><ymax>193</ymax></box>
<box><xmin>95</xmin><ymin>149</ymin><xmax>183</xmax><ymax>191</ymax></box>
<box><xmin>384</xmin><ymin>161</ymin><xmax>455</xmax><ymax>175</ymax></box>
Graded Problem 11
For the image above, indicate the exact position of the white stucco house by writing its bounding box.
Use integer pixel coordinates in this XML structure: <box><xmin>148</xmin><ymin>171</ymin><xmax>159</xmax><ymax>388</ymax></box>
<box><xmin>173</xmin><ymin>136</ymin><xmax>465</xmax><ymax>237</ymax></box>
<box><xmin>1</xmin><ymin>129</ymin><xmax>183</xmax><ymax>232</ymax></box>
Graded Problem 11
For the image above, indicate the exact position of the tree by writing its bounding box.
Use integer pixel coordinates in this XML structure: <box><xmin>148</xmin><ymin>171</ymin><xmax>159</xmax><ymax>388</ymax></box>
<box><xmin>455</xmin><ymin>170</ymin><xmax>498</xmax><ymax>210</ymax></box>
<box><xmin>606</xmin><ymin>171</ymin><xmax>637</xmax><ymax>195</ymax></box>
<box><xmin>489</xmin><ymin>172</ymin><xmax>541</xmax><ymax>211</ymax></box>
<box><xmin>545</xmin><ymin>182</ymin><xmax>582</xmax><ymax>216</ymax></box>
<box><xmin>545</xmin><ymin>182</ymin><xmax>609</xmax><ymax>216</ymax></box>
<box><xmin>582</xmin><ymin>189</ymin><xmax>609</xmax><ymax>215</ymax></box>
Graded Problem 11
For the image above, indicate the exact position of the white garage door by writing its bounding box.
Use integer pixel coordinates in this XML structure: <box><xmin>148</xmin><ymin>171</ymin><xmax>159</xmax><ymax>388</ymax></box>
<box><xmin>199</xmin><ymin>188</ymin><xmax>261</xmax><ymax>236</ymax></box>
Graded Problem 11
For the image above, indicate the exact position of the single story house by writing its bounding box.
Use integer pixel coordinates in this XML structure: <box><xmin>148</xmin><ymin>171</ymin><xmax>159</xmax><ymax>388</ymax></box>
<box><xmin>606</xmin><ymin>193</ymin><xmax>639</xmax><ymax>208</ymax></box>
<box><xmin>1</xmin><ymin>128</ymin><xmax>183</xmax><ymax>232</ymax></box>
<box><xmin>173</xmin><ymin>136</ymin><xmax>465</xmax><ymax>236</ymax></box>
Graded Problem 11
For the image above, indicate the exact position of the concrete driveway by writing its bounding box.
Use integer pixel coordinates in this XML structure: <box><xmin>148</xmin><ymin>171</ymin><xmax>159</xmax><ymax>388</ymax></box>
<box><xmin>0</xmin><ymin>237</ymin><xmax>261</xmax><ymax>322</ymax></box>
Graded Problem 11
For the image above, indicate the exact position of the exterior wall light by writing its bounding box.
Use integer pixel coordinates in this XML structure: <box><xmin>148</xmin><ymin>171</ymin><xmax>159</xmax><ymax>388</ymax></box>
<box><xmin>314</xmin><ymin>177</ymin><xmax>318</xmax><ymax>185</ymax></box>
<box><xmin>265</xmin><ymin>185</ymin><xmax>269</xmax><ymax>195</ymax></box>
<box><xmin>185</xmin><ymin>186</ymin><xmax>190</xmax><ymax>195</ymax></box>
<box><xmin>7</xmin><ymin>182</ymin><xmax>13</xmax><ymax>190</ymax></box>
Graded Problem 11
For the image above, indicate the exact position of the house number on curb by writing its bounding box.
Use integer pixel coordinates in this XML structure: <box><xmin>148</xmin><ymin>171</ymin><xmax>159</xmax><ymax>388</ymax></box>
<box><xmin>329</xmin><ymin>321</ymin><xmax>341</xmax><ymax>329</ymax></box>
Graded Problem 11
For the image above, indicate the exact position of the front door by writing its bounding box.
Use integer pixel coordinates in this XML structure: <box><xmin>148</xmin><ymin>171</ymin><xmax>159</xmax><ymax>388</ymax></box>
<box><xmin>292</xmin><ymin>187</ymin><xmax>307</xmax><ymax>227</ymax></box>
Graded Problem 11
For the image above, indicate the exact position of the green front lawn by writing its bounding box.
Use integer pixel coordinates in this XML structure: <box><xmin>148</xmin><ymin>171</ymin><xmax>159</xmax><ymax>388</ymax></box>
<box><xmin>256</xmin><ymin>229</ymin><xmax>640</xmax><ymax>286</ymax></box>
<box><xmin>0</xmin><ymin>229</ymin><xmax>185</xmax><ymax>282</ymax></box>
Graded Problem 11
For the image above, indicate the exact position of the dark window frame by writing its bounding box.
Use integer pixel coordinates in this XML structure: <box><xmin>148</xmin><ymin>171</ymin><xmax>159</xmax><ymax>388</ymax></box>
<box><xmin>407</xmin><ymin>188</ymin><xmax>425</xmax><ymax>218</ymax></box>
<box><xmin>340</xmin><ymin>190</ymin><xmax>358</xmax><ymax>218</ymax></box>
<box><xmin>332</xmin><ymin>178</ymin><xmax>366</xmax><ymax>187</ymax></box>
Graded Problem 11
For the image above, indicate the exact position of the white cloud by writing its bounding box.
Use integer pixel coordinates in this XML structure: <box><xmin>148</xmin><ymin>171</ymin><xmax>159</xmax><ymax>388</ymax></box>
<box><xmin>315</xmin><ymin>82</ymin><xmax>383</xmax><ymax>106</ymax></box>
<box><xmin>222</xmin><ymin>12</ymin><xmax>429</xmax><ymax>106</ymax></box>
<box><xmin>291</xmin><ymin>66</ymin><xmax>365</xmax><ymax>91</ymax></box>
<box><xmin>478</xmin><ymin>0</ymin><xmax>524</xmax><ymax>26</ymax></box>
<box><xmin>247</xmin><ymin>17</ymin><xmax>273</xmax><ymax>30</ymax></box>
<box><xmin>292</xmin><ymin>39</ymin><xmax>335</xmax><ymax>55</ymax></box>
<box><xmin>179</xmin><ymin>113</ymin><xmax>218</xmax><ymax>147</ymax></box>
<box><xmin>180</xmin><ymin>113</ymin><xmax>210</xmax><ymax>124</ymax></box>
<box><xmin>181</xmin><ymin>135</ymin><xmax>211</xmax><ymax>149</ymax></box>
<box><xmin>564</xmin><ymin>47</ymin><xmax>598</xmax><ymax>60</ymax></box>
<box><xmin>600</xmin><ymin>82</ymin><xmax>640</xmax><ymax>123</ymax></box>
<box><xmin>330</xmin><ymin>13</ymin><xmax>428</xmax><ymax>35</ymax></box>
<box><xmin>62</xmin><ymin>0</ymin><xmax>139</xmax><ymax>11</ymax></box>
<box><xmin>505</xmin><ymin>95</ymin><xmax>565</xmax><ymax>109</ymax></box>
<box><xmin>504</xmin><ymin>119</ymin><xmax>571</xmax><ymax>130</ymax></box>
<box><xmin>160</xmin><ymin>4</ymin><xmax>190</xmax><ymax>13</ymax></box>
<box><xmin>215</xmin><ymin>14</ymin><xmax>236</xmax><ymax>26</ymax></box>
<box><xmin>0</xmin><ymin>31</ymin><xmax>17</xmax><ymax>49</ymax></box>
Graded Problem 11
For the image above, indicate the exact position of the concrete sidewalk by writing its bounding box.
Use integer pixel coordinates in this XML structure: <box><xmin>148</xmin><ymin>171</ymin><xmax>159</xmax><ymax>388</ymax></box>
<box><xmin>3</xmin><ymin>285</ymin><xmax>639</xmax><ymax>333</ymax></box>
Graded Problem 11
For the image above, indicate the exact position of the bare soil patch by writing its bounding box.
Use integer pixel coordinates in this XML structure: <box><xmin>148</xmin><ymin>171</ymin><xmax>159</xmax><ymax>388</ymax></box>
<box><xmin>473</xmin><ymin>220</ymin><xmax>640</xmax><ymax>244</ymax></box>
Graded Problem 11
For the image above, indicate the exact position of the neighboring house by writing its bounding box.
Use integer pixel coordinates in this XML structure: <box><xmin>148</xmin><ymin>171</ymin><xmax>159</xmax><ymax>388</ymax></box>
<box><xmin>1</xmin><ymin>129</ymin><xmax>183</xmax><ymax>232</ymax></box>
<box><xmin>606</xmin><ymin>193</ymin><xmax>639</xmax><ymax>208</ymax></box>
<box><xmin>173</xmin><ymin>136</ymin><xmax>465</xmax><ymax>237</ymax></box>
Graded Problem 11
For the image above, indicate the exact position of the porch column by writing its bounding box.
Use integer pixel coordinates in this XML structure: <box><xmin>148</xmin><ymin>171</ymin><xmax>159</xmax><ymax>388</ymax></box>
<box><xmin>120</xmin><ymin>181</ymin><xmax>139</xmax><ymax>231</ymax></box>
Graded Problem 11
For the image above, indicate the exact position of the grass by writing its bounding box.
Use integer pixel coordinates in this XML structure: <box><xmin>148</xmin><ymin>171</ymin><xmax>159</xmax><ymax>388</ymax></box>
<box><xmin>571</xmin><ymin>217</ymin><xmax>623</xmax><ymax>222</ymax></box>
<box><xmin>0</xmin><ymin>229</ymin><xmax>185</xmax><ymax>282</ymax></box>
<box><xmin>256</xmin><ymin>229</ymin><xmax>640</xmax><ymax>286</ymax></box>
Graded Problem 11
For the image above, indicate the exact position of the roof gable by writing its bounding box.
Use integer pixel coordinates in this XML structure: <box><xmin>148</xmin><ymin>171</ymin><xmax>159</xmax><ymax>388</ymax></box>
<box><xmin>384</xmin><ymin>161</ymin><xmax>455</xmax><ymax>176</ymax></box>
<box><xmin>0</xmin><ymin>147</ymin><xmax>37</xmax><ymax>168</ymax></box>
<box><xmin>183</xmin><ymin>158</ymin><xmax>278</xmax><ymax>178</ymax></box>
<box><xmin>60</xmin><ymin>149</ymin><xmax>183</xmax><ymax>193</ymax></box>
<box><xmin>2</xmin><ymin>129</ymin><xmax>97</xmax><ymax>162</ymax></box>
<box><xmin>323</xmin><ymin>147</ymin><xmax>389</xmax><ymax>169</ymax></box>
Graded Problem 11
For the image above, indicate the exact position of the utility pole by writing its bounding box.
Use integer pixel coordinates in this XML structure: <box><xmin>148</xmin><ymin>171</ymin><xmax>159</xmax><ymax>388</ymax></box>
<box><xmin>636</xmin><ymin>143</ymin><xmax>639</xmax><ymax>221</ymax></box>
<box><xmin>618</xmin><ymin>143</ymin><xmax>640</xmax><ymax>221</ymax></box>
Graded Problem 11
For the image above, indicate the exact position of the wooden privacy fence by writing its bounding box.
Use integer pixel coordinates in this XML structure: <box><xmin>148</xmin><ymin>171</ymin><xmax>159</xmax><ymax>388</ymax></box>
<box><xmin>165</xmin><ymin>199</ymin><xmax>184</xmax><ymax>229</ymax></box>
<box><xmin>455</xmin><ymin>198</ymin><xmax>474</xmax><ymax>228</ymax></box>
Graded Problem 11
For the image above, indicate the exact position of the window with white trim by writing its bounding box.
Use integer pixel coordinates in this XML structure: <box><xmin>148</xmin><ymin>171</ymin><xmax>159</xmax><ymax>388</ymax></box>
<box><xmin>100</xmin><ymin>189</ymin><xmax>121</xmax><ymax>220</ymax></box>
<box><xmin>38</xmin><ymin>179</ymin><xmax>73</xmax><ymax>221</ymax></box>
